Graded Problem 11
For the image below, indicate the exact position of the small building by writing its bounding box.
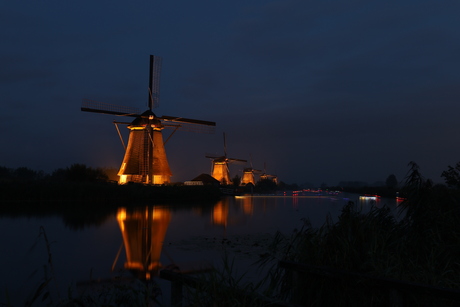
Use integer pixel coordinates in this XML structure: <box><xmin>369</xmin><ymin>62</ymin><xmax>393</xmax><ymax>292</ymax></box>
<box><xmin>185</xmin><ymin>173</ymin><xmax>221</xmax><ymax>187</ymax></box>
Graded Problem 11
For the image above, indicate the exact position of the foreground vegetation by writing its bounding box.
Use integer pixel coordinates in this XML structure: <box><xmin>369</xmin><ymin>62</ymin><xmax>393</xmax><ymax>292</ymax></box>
<box><xmin>5</xmin><ymin>161</ymin><xmax>460</xmax><ymax>305</ymax></box>
<box><xmin>249</xmin><ymin>161</ymin><xmax>460</xmax><ymax>306</ymax></box>
<box><xmin>170</xmin><ymin>161</ymin><xmax>460</xmax><ymax>306</ymax></box>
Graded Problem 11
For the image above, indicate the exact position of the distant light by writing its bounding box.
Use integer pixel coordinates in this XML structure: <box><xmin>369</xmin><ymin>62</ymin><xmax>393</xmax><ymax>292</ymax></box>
<box><xmin>359</xmin><ymin>195</ymin><xmax>380</xmax><ymax>201</ymax></box>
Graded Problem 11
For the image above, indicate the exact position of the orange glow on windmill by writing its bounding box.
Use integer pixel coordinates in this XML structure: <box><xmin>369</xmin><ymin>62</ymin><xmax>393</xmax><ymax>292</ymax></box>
<box><xmin>82</xmin><ymin>55</ymin><xmax>215</xmax><ymax>185</ymax></box>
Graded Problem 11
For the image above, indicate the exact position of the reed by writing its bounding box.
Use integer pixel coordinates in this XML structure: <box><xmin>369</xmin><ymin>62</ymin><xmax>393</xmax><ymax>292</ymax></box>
<box><xmin>6</xmin><ymin>226</ymin><xmax>162</xmax><ymax>307</ymax></box>
<box><xmin>180</xmin><ymin>253</ymin><xmax>275</xmax><ymax>307</ymax></box>
<box><xmin>253</xmin><ymin>162</ymin><xmax>460</xmax><ymax>306</ymax></box>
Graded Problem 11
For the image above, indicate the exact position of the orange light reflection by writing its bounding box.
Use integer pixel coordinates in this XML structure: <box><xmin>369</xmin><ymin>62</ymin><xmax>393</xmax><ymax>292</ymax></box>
<box><xmin>116</xmin><ymin>206</ymin><xmax>171</xmax><ymax>280</ymax></box>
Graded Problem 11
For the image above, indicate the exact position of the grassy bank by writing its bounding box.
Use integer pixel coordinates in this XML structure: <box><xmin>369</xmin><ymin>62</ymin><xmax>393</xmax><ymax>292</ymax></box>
<box><xmin>0</xmin><ymin>181</ymin><xmax>223</xmax><ymax>204</ymax></box>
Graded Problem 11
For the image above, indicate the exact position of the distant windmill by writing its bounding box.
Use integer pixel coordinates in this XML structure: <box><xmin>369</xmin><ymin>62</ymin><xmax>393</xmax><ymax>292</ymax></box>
<box><xmin>81</xmin><ymin>55</ymin><xmax>216</xmax><ymax>185</ymax></box>
<box><xmin>240</xmin><ymin>155</ymin><xmax>262</xmax><ymax>186</ymax></box>
<box><xmin>205</xmin><ymin>133</ymin><xmax>246</xmax><ymax>185</ymax></box>
<box><xmin>259</xmin><ymin>162</ymin><xmax>278</xmax><ymax>184</ymax></box>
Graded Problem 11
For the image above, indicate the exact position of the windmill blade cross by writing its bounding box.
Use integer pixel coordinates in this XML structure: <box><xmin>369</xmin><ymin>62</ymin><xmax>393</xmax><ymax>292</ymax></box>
<box><xmin>81</xmin><ymin>99</ymin><xmax>140</xmax><ymax>117</ymax></box>
<box><xmin>228</xmin><ymin>158</ymin><xmax>247</xmax><ymax>163</ymax></box>
<box><xmin>149</xmin><ymin>55</ymin><xmax>162</xmax><ymax>110</ymax></box>
<box><xmin>205</xmin><ymin>155</ymin><xmax>225</xmax><ymax>159</ymax></box>
<box><xmin>161</xmin><ymin>115</ymin><xmax>215</xmax><ymax>127</ymax></box>
<box><xmin>162</xmin><ymin>122</ymin><xmax>215</xmax><ymax>134</ymax></box>
<box><xmin>223</xmin><ymin>132</ymin><xmax>227</xmax><ymax>158</ymax></box>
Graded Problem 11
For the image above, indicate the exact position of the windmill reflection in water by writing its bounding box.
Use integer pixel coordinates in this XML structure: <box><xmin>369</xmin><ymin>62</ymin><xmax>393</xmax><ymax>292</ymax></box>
<box><xmin>111</xmin><ymin>198</ymin><xmax>256</xmax><ymax>281</ymax></box>
<box><xmin>211</xmin><ymin>197</ymin><xmax>254</xmax><ymax>237</ymax></box>
<box><xmin>115</xmin><ymin>206</ymin><xmax>172</xmax><ymax>280</ymax></box>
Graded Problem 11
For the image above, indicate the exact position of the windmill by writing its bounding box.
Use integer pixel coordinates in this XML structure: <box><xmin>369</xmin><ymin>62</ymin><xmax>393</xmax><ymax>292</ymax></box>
<box><xmin>205</xmin><ymin>133</ymin><xmax>246</xmax><ymax>185</ymax></box>
<box><xmin>81</xmin><ymin>55</ymin><xmax>216</xmax><ymax>185</ymax></box>
<box><xmin>240</xmin><ymin>155</ymin><xmax>262</xmax><ymax>186</ymax></box>
<box><xmin>260</xmin><ymin>162</ymin><xmax>278</xmax><ymax>184</ymax></box>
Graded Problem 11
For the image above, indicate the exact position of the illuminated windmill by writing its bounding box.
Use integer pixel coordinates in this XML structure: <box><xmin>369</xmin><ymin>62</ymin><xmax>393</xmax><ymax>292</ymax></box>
<box><xmin>81</xmin><ymin>55</ymin><xmax>216</xmax><ymax>184</ymax></box>
<box><xmin>259</xmin><ymin>162</ymin><xmax>278</xmax><ymax>184</ymax></box>
<box><xmin>240</xmin><ymin>155</ymin><xmax>262</xmax><ymax>186</ymax></box>
<box><xmin>205</xmin><ymin>133</ymin><xmax>246</xmax><ymax>185</ymax></box>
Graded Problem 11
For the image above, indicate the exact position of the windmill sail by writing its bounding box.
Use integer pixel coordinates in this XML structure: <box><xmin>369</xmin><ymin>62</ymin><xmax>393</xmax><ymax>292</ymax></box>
<box><xmin>149</xmin><ymin>55</ymin><xmax>162</xmax><ymax>110</ymax></box>
<box><xmin>81</xmin><ymin>99</ymin><xmax>140</xmax><ymax>117</ymax></box>
<box><xmin>162</xmin><ymin>115</ymin><xmax>215</xmax><ymax>126</ymax></box>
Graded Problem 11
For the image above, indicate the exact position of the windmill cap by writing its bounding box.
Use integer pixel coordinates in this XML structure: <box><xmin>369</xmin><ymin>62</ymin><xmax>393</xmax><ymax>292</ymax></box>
<box><xmin>213</xmin><ymin>157</ymin><xmax>227</xmax><ymax>163</ymax></box>
<box><xmin>131</xmin><ymin>110</ymin><xmax>160</xmax><ymax>126</ymax></box>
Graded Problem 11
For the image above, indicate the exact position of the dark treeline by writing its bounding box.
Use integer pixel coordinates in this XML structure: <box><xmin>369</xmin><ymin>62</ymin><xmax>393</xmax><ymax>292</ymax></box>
<box><xmin>329</xmin><ymin>173</ymin><xmax>416</xmax><ymax>198</ymax></box>
<box><xmin>0</xmin><ymin>164</ymin><xmax>222</xmax><ymax>230</ymax></box>
<box><xmin>0</xmin><ymin>164</ymin><xmax>109</xmax><ymax>183</ymax></box>
<box><xmin>0</xmin><ymin>164</ymin><xmax>300</xmax><ymax>196</ymax></box>
<box><xmin>0</xmin><ymin>163</ymin><xmax>222</xmax><ymax>205</ymax></box>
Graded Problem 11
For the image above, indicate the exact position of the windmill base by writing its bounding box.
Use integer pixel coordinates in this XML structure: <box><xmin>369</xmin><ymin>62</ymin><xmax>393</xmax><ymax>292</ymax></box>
<box><xmin>119</xmin><ymin>174</ymin><xmax>171</xmax><ymax>185</ymax></box>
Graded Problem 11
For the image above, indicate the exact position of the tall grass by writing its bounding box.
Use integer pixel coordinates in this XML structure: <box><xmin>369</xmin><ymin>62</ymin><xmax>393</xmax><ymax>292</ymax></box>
<box><xmin>254</xmin><ymin>162</ymin><xmax>460</xmax><ymax>306</ymax></box>
<box><xmin>180</xmin><ymin>252</ymin><xmax>284</xmax><ymax>307</ymax></box>
<box><xmin>6</xmin><ymin>226</ymin><xmax>162</xmax><ymax>307</ymax></box>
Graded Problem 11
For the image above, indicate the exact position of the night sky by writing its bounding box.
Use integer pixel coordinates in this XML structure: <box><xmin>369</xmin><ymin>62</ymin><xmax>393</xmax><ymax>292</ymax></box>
<box><xmin>2</xmin><ymin>1</ymin><xmax>460</xmax><ymax>186</ymax></box>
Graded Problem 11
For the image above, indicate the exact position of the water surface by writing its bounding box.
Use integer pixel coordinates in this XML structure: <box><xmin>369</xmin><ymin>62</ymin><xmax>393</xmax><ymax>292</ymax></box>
<box><xmin>0</xmin><ymin>193</ymin><xmax>400</xmax><ymax>305</ymax></box>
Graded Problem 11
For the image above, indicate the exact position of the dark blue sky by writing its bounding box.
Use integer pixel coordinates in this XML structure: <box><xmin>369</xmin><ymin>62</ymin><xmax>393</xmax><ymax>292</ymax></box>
<box><xmin>2</xmin><ymin>0</ymin><xmax>460</xmax><ymax>186</ymax></box>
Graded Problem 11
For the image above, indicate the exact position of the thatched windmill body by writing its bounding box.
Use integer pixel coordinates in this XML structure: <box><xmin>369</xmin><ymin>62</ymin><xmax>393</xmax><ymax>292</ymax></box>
<box><xmin>240</xmin><ymin>154</ymin><xmax>262</xmax><ymax>186</ymax></box>
<box><xmin>81</xmin><ymin>55</ymin><xmax>215</xmax><ymax>185</ymax></box>
<box><xmin>260</xmin><ymin>162</ymin><xmax>278</xmax><ymax>184</ymax></box>
<box><xmin>205</xmin><ymin>133</ymin><xmax>246</xmax><ymax>185</ymax></box>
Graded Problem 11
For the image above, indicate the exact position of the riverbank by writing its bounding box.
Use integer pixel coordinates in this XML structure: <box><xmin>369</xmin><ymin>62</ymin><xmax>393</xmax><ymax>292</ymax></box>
<box><xmin>0</xmin><ymin>182</ymin><xmax>224</xmax><ymax>230</ymax></box>
<box><xmin>0</xmin><ymin>181</ymin><xmax>222</xmax><ymax>206</ymax></box>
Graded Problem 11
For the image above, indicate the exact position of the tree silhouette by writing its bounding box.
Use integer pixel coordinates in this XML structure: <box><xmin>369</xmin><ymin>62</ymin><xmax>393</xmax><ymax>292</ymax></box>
<box><xmin>385</xmin><ymin>174</ymin><xmax>398</xmax><ymax>189</ymax></box>
<box><xmin>51</xmin><ymin>164</ymin><xmax>108</xmax><ymax>182</ymax></box>
<box><xmin>441</xmin><ymin>162</ymin><xmax>460</xmax><ymax>189</ymax></box>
